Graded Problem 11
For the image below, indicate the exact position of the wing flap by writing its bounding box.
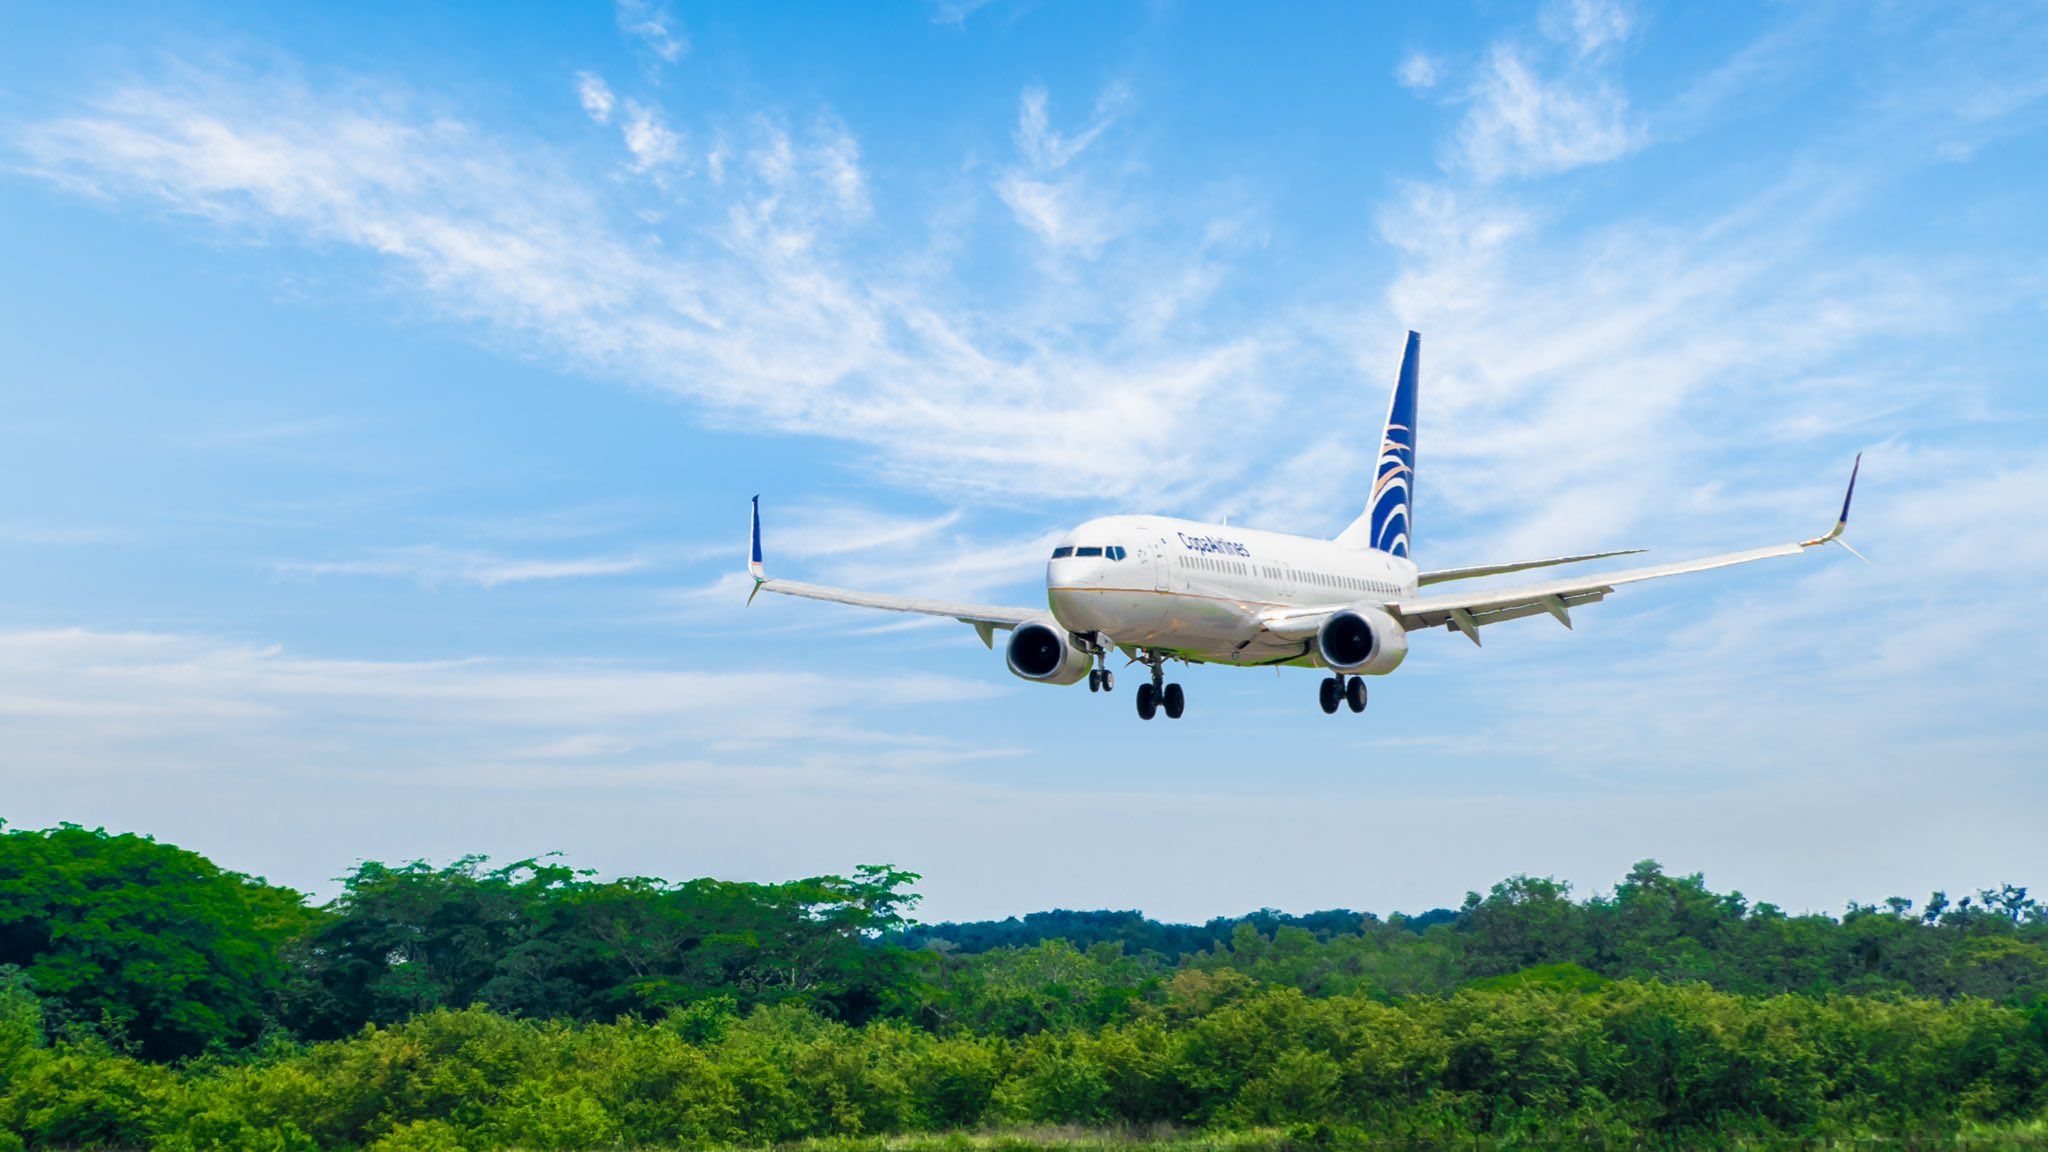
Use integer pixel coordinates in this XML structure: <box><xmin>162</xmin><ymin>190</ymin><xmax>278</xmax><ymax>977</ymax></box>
<box><xmin>1390</xmin><ymin>542</ymin><xmax>1805</xmax><ymax>635</ymax></box>
<box><xmin>1403</xmin><ymin>588</ymin><xmax>1611</xmax><ymax>631</ymax></box>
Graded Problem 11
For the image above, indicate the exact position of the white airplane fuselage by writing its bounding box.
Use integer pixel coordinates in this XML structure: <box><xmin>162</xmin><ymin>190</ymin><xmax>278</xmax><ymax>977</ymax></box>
<box><xmin>1046</xmin><ymin>515</ymin><xmax>1418</xmax><ymax>667</ymax></box>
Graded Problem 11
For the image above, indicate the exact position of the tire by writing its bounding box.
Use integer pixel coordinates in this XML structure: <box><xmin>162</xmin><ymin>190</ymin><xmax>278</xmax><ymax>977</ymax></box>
<box><xmin>1136</xmin><ymin>682</ymin><xmax>1158</xmax><ymax>720</ymax></box>
<box><xmin>1101</xmin><ymin>670</ymin><xmax>1114</xmax><ymax>692</ymax></box>
<box><xmin>1088</xmin><ymin>670</ymin><xmax>1101</xmax><ymax>692</ymax></box>
<box><xmin>1346</xmin><ymin>676</ymin><xmax>1367</xmax><ymax>713</ymax></box>
<box><xmin>1163</xmin><ymin>683</ymin><xmax>1185</xmax><ymax>719</ymax></box>
<box><xmin>1318</xmin><ymin>677</ymin><xmax>1340</xmax><ymax>715</ymax></box>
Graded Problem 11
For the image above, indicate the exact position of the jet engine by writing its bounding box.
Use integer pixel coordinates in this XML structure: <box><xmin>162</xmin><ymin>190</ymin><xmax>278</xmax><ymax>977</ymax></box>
<box><xmin>1005</xmin><ymin>616</ymin><xmax>1093</xmax><ymax>685</ymax></box>
<box><xmin>1315</xmin><ymin>604</ymin><xmax>1409</xmax><ymax>676</ymax></box>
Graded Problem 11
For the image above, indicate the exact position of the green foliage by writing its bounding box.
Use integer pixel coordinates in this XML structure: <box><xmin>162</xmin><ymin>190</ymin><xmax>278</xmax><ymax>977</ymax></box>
<box><xmin>1464</xmin><ymin>962</ymin><xmax>1608</xmax><ymax>995</ymax></box>
<box><xmin>4</xmin><ymin>983</ymin><xmax>2045</xmax><ymax>1148</ymax></box>
<box><xmin>284</xmin><ymin>854</ymin><xmax>923</xmax><ymax>1038</ymax></box>
<box><xmin>0</xmin><ymin>823</ymin><xmax>317</xmax><ymax>1059</ymax></box>
<box><xmin>4</xmin><ymin>820</ymin><xmax>2048</xmax><ymax>1148</ymax></box>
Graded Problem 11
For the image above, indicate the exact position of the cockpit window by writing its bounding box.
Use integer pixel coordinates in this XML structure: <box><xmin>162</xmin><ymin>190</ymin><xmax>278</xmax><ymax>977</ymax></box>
<box><xmin>1107</xmin><ymin>546</ymin><xmax>1126</xmax><ymax>561</ymax></box>
<box><xmin>1051</xmin><ymin>546</ymin><xmax>1073</xmax><ymax>558</ymax></box>
<box><xmin>1074</xmin><ymin>546</ymin><xmax>1104</xmax><ymax>557</ymax></box>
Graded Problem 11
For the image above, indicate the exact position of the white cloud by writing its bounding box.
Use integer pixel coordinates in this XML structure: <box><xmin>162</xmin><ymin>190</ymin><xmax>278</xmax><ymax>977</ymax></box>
<box><xmin>620</xmin><ymin>99</ymin><xmax>682</xmax><ymax>172</ymax></box>
<box><xmin>1397</xmin><ymin>52</ymin><xmax>1443</xmax><ymax>91</ymax></box>
<box><xmin>575</xmin><ymin>72</ymin><xmax>616</xmax><ymax>125</ymax></box>
<box><xmin>16</xmin><ymin>68</ymin><xmax>1270</xmax><ymax>506</ymax></box>
<box><xmin>0</xmin><ymin>628</ymin><xmax>1000</xmax><ymax>786</ymax></box>
<box><xmin>1456</xmin><ymin>44</ymin><xmax>1639</xmax><ymax>180</ymax></box>
<box><xmin>615</xmin><ymin>0</ymin><xmax>687</xmax><ymax>65</ymax></box>
<box><xmin>1541</xmin><ymin>0</ymin><xmax>1634</xmax><ymax>59</ymax></box>
<box><xmin>765</xmin><ymin>504</ymin><xmax>964</xmax><ymax>559</ymax></box>
<box><xmin>275</xmin><ymin>546</ymin><xmax>649</xmax><ymax>589</ymax></box>
<box><xmin>995</xmin><ymin>84</ymin><xmax>1134</xmax><ymax>255</ymax></box>
<box><xmin>928</xmin><ymin>0</ymin><xmax>996</xmax><ymax>27</ymax></box>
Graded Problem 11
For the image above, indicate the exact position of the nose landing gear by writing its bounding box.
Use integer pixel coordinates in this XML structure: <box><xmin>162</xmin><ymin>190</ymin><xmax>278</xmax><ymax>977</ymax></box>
<box><xmin>1320</xmin><ymin>676</ymin><xmax>1368</xmax><ymax>715</ymax></box>
<box><xmin>1086</xmin><ymin>634</ymin><xmax>1115</xmax><ymax>692</ymax></box>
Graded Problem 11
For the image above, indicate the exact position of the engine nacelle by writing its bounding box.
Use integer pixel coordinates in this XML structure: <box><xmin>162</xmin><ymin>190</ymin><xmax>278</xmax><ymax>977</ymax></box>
<box><xmin>1005</xmin><ymin>616</ymin><xmax>1093</xmax><ymax>685</ymax></box>
<box><xmin>1315</xmin><ymin>604</ymin><xmax>1409</xmax><ymax>676</ymax></box>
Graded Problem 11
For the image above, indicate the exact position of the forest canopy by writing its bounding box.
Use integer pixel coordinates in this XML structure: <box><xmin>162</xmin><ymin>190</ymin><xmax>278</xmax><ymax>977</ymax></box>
<box><xmin>2</xmin><ymin>819</ymin><xmax>2045</xmax><ymax>1149</ymax></box>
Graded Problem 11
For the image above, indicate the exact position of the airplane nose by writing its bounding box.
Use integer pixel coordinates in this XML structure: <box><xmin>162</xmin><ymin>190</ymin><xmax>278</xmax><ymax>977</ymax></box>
<box><xmin>1048</xmin><ymin>583</ymin><xmax>1107</xmax><ymax>633</ymax></box>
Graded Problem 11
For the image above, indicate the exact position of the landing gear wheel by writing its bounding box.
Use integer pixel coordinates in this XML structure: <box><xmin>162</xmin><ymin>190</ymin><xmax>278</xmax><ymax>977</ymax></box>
<box><xmin>1346</xmin><ymin>676</ymin><xmax>1367</xmax><ymax>713</ymax></box>
<box><xmin>1318</xmin><ymin>677</ymin><xmax>1341</xmax><ymax>715</ymax></box>
<box><xmin>1163</xmin><ymin>683</ymin><xmax>1185</xmax><ymax>719</ymax></box>
<box><xmin>1100</xmin><ymin>670</ymin><xmax>1114</xmax><ymax>692</ymax></box>
<box><xmin>1136</xmin><ymin>682</ymin><xmax>1159</xmax><ymax>720</ymax></box>
<box><xmin>1088</xmin><ymin>670</ymin><xmax>1101</xmax><ymax>693</ymax></box>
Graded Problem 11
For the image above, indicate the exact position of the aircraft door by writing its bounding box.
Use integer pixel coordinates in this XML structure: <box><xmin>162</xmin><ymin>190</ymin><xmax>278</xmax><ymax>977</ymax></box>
<box><xmin>1154</xmin><ymin>538</ymin><xmax>1171</xmax><ymax>591</ymax></box>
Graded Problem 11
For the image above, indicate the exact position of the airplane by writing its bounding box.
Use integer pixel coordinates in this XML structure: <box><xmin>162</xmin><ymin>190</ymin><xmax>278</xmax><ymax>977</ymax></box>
<box><xmin>745</xmin><ymin>331</ymin><xmax>1862</xmax><ymax>720</ymax></box>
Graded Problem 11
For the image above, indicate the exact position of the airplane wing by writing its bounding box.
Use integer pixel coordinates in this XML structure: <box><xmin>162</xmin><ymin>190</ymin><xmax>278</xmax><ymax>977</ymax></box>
<box><xmin>1393</xmin><ymin>455</ymin><xmax>1863</xmax><ymax>646</ymax></box>
<box><xmin>1418</xmin><ymin>548</ymin><xmax>1645</xmax><ymax>585</ymax></box>
<box><xmin>744</xmin><ymin>498</ymin><xmax>1041</xmax><ymax>647</ymax></box>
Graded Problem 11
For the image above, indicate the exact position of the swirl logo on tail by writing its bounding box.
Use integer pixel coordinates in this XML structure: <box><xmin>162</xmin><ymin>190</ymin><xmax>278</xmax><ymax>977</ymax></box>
<box><xmin>1336</xmin><ymin>331</ymin><xmax>1420</xmax><ymax>559</ymax></box>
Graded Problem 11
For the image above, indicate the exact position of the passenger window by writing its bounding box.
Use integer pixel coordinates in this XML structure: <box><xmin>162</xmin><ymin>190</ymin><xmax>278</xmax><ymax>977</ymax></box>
<box><xmin>1051</xmin><ymin>546</ymin><xmax>1073</xmax><ymax>558</ymax></box>
<box><xmin>1076</xmin><ymin>546</ymin><xmax>1104</xmax><ymax>557</ymax></box>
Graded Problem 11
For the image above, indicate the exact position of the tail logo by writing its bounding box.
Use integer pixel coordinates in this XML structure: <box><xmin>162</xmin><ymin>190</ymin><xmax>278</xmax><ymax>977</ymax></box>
<box><xmin>1367</xmin><ymin>332</ymin><xmax>1420</xmax><ymax>559</ymax></box>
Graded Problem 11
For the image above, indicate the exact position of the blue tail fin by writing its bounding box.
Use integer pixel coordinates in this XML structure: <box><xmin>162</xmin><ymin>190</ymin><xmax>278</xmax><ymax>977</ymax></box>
<box><xmin>1335</xmin><ymin>331</ymin><xmax>1419</xmax><ymax>559</ymax></box>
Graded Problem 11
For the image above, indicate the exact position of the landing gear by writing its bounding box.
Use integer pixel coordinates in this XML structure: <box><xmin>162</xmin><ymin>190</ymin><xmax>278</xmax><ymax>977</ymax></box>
<box><xmin>1087</xmin><ymin>637</ymin><xmax>1115</xmax><ymax>693</ymax></box>
<box><xmin>1320</xmin><ymin>675</ymin><xmax>1368</xmax><ymax>715</ymax></box>
<box><xmin>1134</xmin><ymin>651</ymin><xmax>1185</xmax><ymax>721</ymax></box>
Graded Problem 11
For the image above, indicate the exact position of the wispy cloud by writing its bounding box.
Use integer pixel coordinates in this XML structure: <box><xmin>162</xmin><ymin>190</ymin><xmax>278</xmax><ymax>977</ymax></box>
<box><xmin>1396</xmin><ymin>53</ymin><xmax>1443</xmax><ymax>92</ymax></box>
<box><xmin>995</xmin><ymin>84</ymin><xmax>1134</xmax><ymax>255</ymax></box>
<box><xmin>619</xmin><ymin>99</ymin><xmax>683</xmax><ymax>173</ymax></box>
<box><xmin>1455</xmin><ymin>44</ymin><xmax>1640</xmax><ymax>181</ymax></box>
<box><xmin>275</xmin><ymin>546</ymin><xmax>648</xmax><ymax>589</ymax></box>
<box><xmin>1541</xmin><ymin>0</ymin><xmax>1636</xmax><ymax>60</ymax></box>
<box><xmin>928</xmin><ymin>0</ymin><xmax>997</xmax><ymax>28</ymax></box>
<box><xmin>575</xmin><ymin>72</ymin><xmax>616</xmax><ymax>125</ymax></box>
<box><xmin>0</xmin><ymin>627</ymin><xmax>1001</xmax><ymax>786</ymax></box>
<box><xmin>615</xmin><ymin>0</ymin><xmax>687</xmax><ymax>66</ymax></box>
<box><xmin>14</xmin><ymin>67</ymin><xmax>1267</xmax><ymax>507</ymax></box>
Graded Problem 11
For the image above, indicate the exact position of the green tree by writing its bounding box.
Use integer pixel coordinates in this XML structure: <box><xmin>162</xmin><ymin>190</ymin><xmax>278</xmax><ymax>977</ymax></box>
<box><xmin>0</xmin><ymin>823</ymin><xmax>316</xmax><ymax>1059</ymax></box>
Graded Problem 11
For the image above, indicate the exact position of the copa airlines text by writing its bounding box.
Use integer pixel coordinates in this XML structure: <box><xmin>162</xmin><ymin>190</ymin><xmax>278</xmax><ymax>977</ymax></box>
<box><xmin>746</xmin><ymin>331</ymin><xmax>1862</xmax><ymax>720</ymax></box>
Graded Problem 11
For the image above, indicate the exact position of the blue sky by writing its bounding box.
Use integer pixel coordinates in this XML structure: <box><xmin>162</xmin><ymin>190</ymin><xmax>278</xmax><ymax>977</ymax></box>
<box><xmin>3</xmin><ymin>1</ymin><xmax>2045</xmax><ymax>922</ymax></box>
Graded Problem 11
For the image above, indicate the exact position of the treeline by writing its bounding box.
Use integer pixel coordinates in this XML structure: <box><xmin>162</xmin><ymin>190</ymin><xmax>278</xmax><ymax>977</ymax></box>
<box><xmin>891</xmin><ymin>907</ymin><xmax>1456</xmax><ymax>958</ymax></box>
<box><xmin>4</xmin><ymin>820</ymin><xmax>2048</xmax><ymax>1148</ymax></box>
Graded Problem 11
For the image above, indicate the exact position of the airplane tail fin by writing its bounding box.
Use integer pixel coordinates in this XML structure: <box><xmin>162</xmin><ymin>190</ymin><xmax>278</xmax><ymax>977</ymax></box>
<box><xmin>1334</xmin><ymin>330</ymin><xmax>1419</xmax><ymax>558</ymax></box>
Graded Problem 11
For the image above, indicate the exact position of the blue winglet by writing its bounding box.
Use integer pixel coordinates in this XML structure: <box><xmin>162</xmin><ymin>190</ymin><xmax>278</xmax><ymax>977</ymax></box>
<box><xmin>1838</xmin><ymin>452</ymin><xmax>1861</xmax><ymax>528</ymax></box>
<box><xmin>747</xmin><ymin>495</ymin><xmax>766</xmax><ymax>602</ymax></box>
<box><xmin>1802</xmin><ymin>453</ymin><xmax>1866</xmax><ymax>555</ymax></box>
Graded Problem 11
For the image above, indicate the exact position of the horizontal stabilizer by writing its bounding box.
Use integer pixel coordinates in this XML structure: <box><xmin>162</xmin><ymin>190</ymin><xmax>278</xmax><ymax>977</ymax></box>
<box><xmin>1418</xmin><ymin>548</ymin><xmax>1645</xmax><ymax>586</ymax></box>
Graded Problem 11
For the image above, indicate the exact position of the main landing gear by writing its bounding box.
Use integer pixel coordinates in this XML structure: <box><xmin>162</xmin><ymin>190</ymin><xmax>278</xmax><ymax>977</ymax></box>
<box><xmin>1134</xmin><ymin>651</ymin><xmax>1185</xmax><ymax>721</ymax></box>
<box><xmin>1319</xmin><ymin>675</ymin><xmax>1367</xmax><ymax>715</ymax></box>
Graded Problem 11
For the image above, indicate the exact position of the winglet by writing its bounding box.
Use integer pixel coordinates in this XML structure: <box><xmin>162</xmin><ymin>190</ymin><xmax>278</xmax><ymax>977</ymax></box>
<box><xmin>747</xmin><ymin>495</ymin><xmax>767</xmax><ymax>603</ymax></box>
<box><xmin>1800</xmin><ymin>453</ymin><xmax>1864</xmax><ymax>554</ymax></box>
